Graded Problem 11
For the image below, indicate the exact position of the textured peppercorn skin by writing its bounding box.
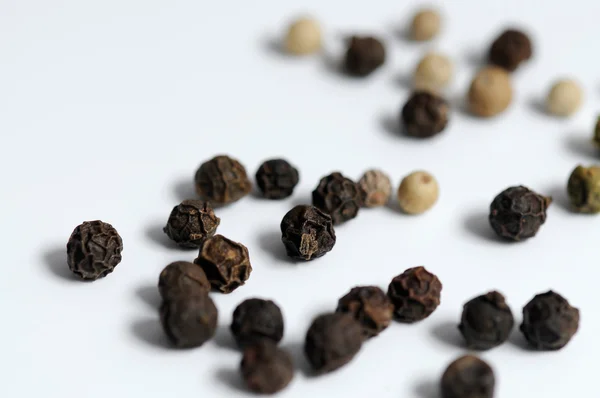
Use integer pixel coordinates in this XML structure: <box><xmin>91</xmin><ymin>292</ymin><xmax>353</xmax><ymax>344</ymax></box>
<box><xmin>241</xmin><ymin>340</ymin><xmax>294</xmax><ymax>394</ymax></box>
<box><xmin>195</xmin><ymin>155</ymin><xmax>252</xmax><ymax>205</ymax></box>
<box><xmin>401</xmin><ymin>91</ymin><xmax>449</xmax><ymax>138</ymax></box>
<box><xmin>344</xmin><ymin>36</ymin><xmax>386</xmax><ymax>77</ymax></box>
<box><xmin>160</xmin><ymin>294</ymin><xmax>218</xmax><ymax>348</ymax></box>
<box><xmin>158</xmin><ymin>261</ymin><xmax>211</xmax><ymax>301</ymax></box>
<box><xmin>489</xmin><ymin>29</ymin><xmax>532</xmax><ymax>72</ymax></box>
<box><xmin>567</xmin><ymin>165</ymin><xmax>600</xmax><ymax>213</ymax></box>
<box><xmin>163</xmin><ymin>200</ymin><xmax>220</xmax><ymax>248</ymax></box>
<box><xmin>458</xmin><ymin>291</ymin><xmax>514</xmax><ymax>350</ymax></box>
<box><xmin>520</xmin><ymin>291</ymin><xmax>580</xmax><ymax>350</ymax></box>
<box><xmin>441</xmin><ymin>355</ymin><xmax>495</xmax><ymax>398</ymax></box>
<box><xmin>336</xmin><ymin>286</ymin><xmax>394</xmax><ymax>338</ymax></box>
<box><xmin>193</xmin><ymin>234</ymin><xmax>252</xmax><ymax>293</ymax></box>
<box><xmin>593</xmin><ymin>117</ymin><xmax>600</xmax><ymax>148</ymax></box>
<box><xmin>387</xmin><ymin>266</ymin><xmax>442</xmax><ymax>323</ymax></box>
<box><xmin>280</xmin><ymin>205</ymin><xmax>336</xmax><ymax>260</ymax></box>
<box><xmin>489</xmin><ymin>186</ymin><xmax>551</xmax><ymax>241</ymax></box>
<box><xmin>66</xmin><ymin>220</ymin><xmax>123</xmax><ymax>280</ymax></box>
<box><xmin>231</xmin><ymin>298</ymin><xmax>284</xmax><ymax>348</ymax></box>
<box><xmin>312</xmin><ymin>172</ymin><xmax>363</xmax><ymax>225</ymax></box>
<box><xmin>255</xmin><ymin>159</ymin><xmax>300</xmax><ymax>200</ymax></box>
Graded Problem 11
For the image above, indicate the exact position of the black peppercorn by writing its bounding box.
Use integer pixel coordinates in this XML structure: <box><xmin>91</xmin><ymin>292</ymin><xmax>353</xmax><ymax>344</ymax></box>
<box><xmin>66</xmin><ymin>220</ymin><xmax>123</xmax><ymax>280</ymax></box>
<box><xmin>344</xmin><ymin>36</ymin><xmax>386</xmax><ymax>77</ymax></box>
<box><xmin>241</xmin><ymin>340</ymin><xmax>294</xmax><ymax>395</ymax></box>
<box><xmin>336</xmin><ymin>286</ymin><xmax>394</xmax><ymax>338</ymax></box>
<box><xmin>255</xmin><ymin>158</ymin><xmax>300</xmax><ymax>200</ymax></box>
<box><xmin>160</xmin><ymin>294</ymin><xmax>218</xmax><ymax>348</ymax></box>
<box><xmin>489</xmin><ymin>29</ymin><xmax>533</xmax><ymax>72</ymax></box>
<box><xmin>401</xmin><ymin>91</ymin><xmax>449</xmax><ymax>138</ymax></box>
<box><xmin>520</xmin><ymin>290</ymin><xmax>580</xmax><ymax>350</ymax></box>
<box><xmin>312</xmin><ymin>172</ymin><xmax>363</xmax><ymax>225</ymax></box>
<box><xmin>458</xmin><ymin>291</ymin><xmax>514</xmax><ymax>350</ymax></box>
<box><xmin>441</xmin><ymin>355</ymin><xmax>495</xmax><ymax>398</ymax></box>
<box><xmin>158</xmin><ymin>261</ymin><xmax>211</xmax><ymax>301</ymax></box>
<box><xmin>163</xmin><ymin>200</ymin><xmax>220</xmax><ymax>248</ymax></box>
<box><xmin>489</xmin><ymin>185</ymin><xmax>552</xmax><ymax>241</ymax></box>
<box><xmin>231</xmin><ymin>298</ymin><xmax>284</xmax><ymax>348</ymax></box>
<box><xmin>280</xmin><ymin>205</ymin><xmax>336</xmax><ymax>260</ymax></box>
<box><xmin>304</xmin><ymin>313</ymin><xmax>363</xmax><ymax>374</ymax></box>
<box><xmin>387</xmin><ymin>266</ymin><xmax>442</xmax><ymax>323</ymax></box>
<box><xmin>194</xmin><ymin>155</ymin><xmax>252</xmax><ymax>205</ymax></box>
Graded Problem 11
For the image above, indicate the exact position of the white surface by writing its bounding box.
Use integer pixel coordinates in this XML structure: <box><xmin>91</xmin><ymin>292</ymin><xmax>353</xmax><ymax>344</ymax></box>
<box><xmin>1</xmin><ymin>1</ymin><xmax>599</xmax><ymax>397</ymax></box>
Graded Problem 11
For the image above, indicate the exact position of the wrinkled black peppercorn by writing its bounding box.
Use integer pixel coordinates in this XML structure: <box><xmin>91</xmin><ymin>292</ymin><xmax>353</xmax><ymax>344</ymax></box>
<box><xmin>67</xmin><ymin>220</ymin><xmax>123</xmax><ymax>280</ymax></box>
<box><xmin>387</xmin><ymin>266</ymin><xmax>442</xmax><ymax>323</ymax></box>
<box><xmin>520</xmin><ymin>290</ymin><xmax>580</xmax><ymax>350</ymax></box>
<box><xmin>158</xmin><ymin>261</ymin><xmax>211</xmax><ymax>301</ymax></box>
<box><xmin>163</xmin><ymin>200</ymin><xmax>220</xmax><ymax>248</ymax></box>
<box><xmin>231</xmin><ymin>298</ymin><xmax>285</xmax><ymax>348</ymax></box>
<box><xmin>241</xmin><ymin>340</ymin><xmax>294</xmax><ymax>394</ymax></box>
<box><xmin>344</xmin><ymin>36</ymin><xmax>386</xmax><ymax>77</ymax></box>
<box><xmin>459</xmin><ymin>291</ymin><xmax>514</xmax><ymax>350</ymax></box>
<box><xmin>194</xmin><ymin>155</ymin><xmax>252</xmax><ymax>205</ymax></box>
<box><xmin>336</xmin><ymin>286</ymin><xmax>394</xmax><ymax>338</ymax></box>
<box><xmin>401</xmin><ymin>91</ymin><xmax>450</xmax><ymax>138</ymax></box>
<box><xmin>312</xmin><ymin>172</ymin><xmax>363</xmax><ymax>225</ymax></box>
<box><xmin>255</xmin><ymin>158</ymin><xmax>300</xmax><ymax>200</ymax></box>
<box><xmin>280</xmin><ymin>205</ymin><xmax>336</xmax><ymax>260</ymax></box>
<box><xmin>160</xmin><ymin>294</ymin><xmax>218</xmax><ymax>348</ymax></box>
<box><xmin>489</xmin><ymin>29</ymin><xmax>533</xmax><ymax>72</ymax></box>
<box><xmin>441</xmin><ymin>355</ymin><xmax>495</xmax><ymax>398</ymax></box>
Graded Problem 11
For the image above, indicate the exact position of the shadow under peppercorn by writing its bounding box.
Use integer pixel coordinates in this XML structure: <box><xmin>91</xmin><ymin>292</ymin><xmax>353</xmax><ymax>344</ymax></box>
<box><xmin>144</xmin><ymin>221</ymin><xmax>184</xmax><ymax>250</ymax></box>
<box><xmin>256</xmin><ymin>229</ymin><xmax>295</xmax><ymax>263</ymax></box>
<box><xmin>430</xmin><ymin>321</ymin><xmax>465</xmax><ymax>348</ymax></box>
<box><xmin>172</xmin><ymin>177</ymin><xmax>197</xmax><ymax>202</ymax></box>
<box><xmin>413</xmin><ymin>378</ymin><xmax>440</xmax><ymax>398</ymax></box>
<box><xmin>130</xmin><ymin>318</ymin><xmax>171</xmax><ymax>349</ymax></box>
<box><xmin>135</xmin><ymin>284</ymin><xmax>161</xmax><ymax>311</ymax></box>
<box><xmin>463</xmin><ymin>211</ymin><xmax>512</xmax><ymax>243</ymax></box>
<box><xmin>42</xmin><ymin>245</ymin><xmax>78</xmax><ymax>281</ymax></box>
<box><xmin>281</xmin><ymin>341</ymin><xmax>315</xmax><ymax>377</ymax></box>
<box><xmin>508</xmin><ymin>329</ymin><xmax>536</xmax><ymax>351</ymax></box>
<box><xmin>215</xmin><ymin>368</ymin><xmax>247</xmax><ymax>393</ymax></box>
<box><xmin>564</xmin><ymin>132</ymin><xmax>598</xmax><ymax>159</ymax></box>
<box><xmin>213</xmin><ymin>324</ymin><xmax>238</xmax><ymax>352</ymax></box>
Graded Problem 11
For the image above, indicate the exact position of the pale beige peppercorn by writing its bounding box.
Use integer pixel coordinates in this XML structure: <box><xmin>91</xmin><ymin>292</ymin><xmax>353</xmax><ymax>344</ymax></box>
<box><xmin>410</xmin><ymin>9</ymin><xmax>441</xmax><ymax>41</ymax></box>
<box><xmin>546</xmin><ymin>79</ymin><xmax>583</xmax><ymax>117</ymax></box>
<box><xmin>358</xmin><ymin>169</ymin><xmax>392</xmax><ymax>208</ymax></box>
<box><xmin>413</xmin><ymin>52</ymin><xmax>453</xmax><ymax>92</ymax></box>
<box><xmin>284</xmin><ymin>17</ymin><xmax>322</xmax><ymax>55</ymax></box>
<box><xmin>397</xmin><ymin>171</ymin><xmax>439</xmax><ymax>214</ymax></box>
<box><xmin>467</xmin><ymin>66</ymin><xmax>512</xmax><ymax>117</ymax></box>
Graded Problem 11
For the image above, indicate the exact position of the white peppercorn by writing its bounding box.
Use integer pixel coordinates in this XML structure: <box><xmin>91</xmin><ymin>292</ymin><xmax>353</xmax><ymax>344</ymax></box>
<box><xmin>358</xmin><ymin>169</ymin><xmax>392</xmax><ymax>208</ymax></box>
<box><xmin>467</xmin><ymin>66</ymin><xmax>512</xmax><ymax>117</ymax></box>
<box><xmin>413</xmin><ymin>52</ymin><xmax>453</xmax><ymax>92</ymax></box>
<box><xmin>397</xmin><ymin>171</ymin><xmax>439</xmax><ymax>214</ymax></box>
<box><xmin>546</xmin><ymin>79</ymin><xmax>583</xmax><ymax>117</ymax></box>
<box><xmin>409</xmin><ymin>9</ymin><xmax>441</xmax><ymax>41</ymax></box>
<box><xmin>284</xmin><ymin>17</ymin><xmax>321</xmax><ymax>56</ymax></box>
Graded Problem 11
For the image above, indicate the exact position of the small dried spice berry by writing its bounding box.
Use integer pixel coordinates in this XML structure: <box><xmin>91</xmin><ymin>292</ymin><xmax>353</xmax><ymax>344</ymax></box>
<box><xmin>160</xmin><ymin>294</ymin><xmax>218</xmax><ymax>348</ymax></box>
<box><xmin>401</xmin><ymin>91</ymin><xmax>449</xmax><ymax>138</ymax></box>
<box><xmin>304</xmin><ymin>313</ymin><xmax>363</xmax><ymax>374</ymax></box>
<box><xmin>241</xmin><ymin>340</ymin><xmax>294</xmax><ymax>395</ymax></box>
<box><xmin>231</xmin><ymin>298</ymin><xmax>284</xmax><ymax>348</ymax></box>
<box><xmin>336</xmin><ymin>286</ymin><xmax>394</xmax><ymax>338</ymax></box>
<box><xmin>488</xmin><ymin>29</ymin><xmax>533</xmax><ymax>72</ymax></box>
<box><xmin>441</xmin><ymin>355</ymin><xmax>495</xmax><ymax>398</ymax></box>
<box><xmin>358</xmin><ymin>169</ymin><xmax>392</xmax><ymax>208</ymax></box>
<box><xmin>459</xmin><ymin>291</ymin><xmax>514</xmax><ymax>350</ymax></box>
<box><xmin>546</xmin><ymin>79</ymin><xmax>583</xmax><ymax>117</ymax></box>
<box><xmin>255</xmin><ymin>158</ymin><xmax>300</xmax><ymax>200</ymax></box>
<box><xmin>468</xmin><ymin>66</ymin><xmax>512</xmax><ymax>117</ymax></box>
<box><xmin>387</xmin><ymin>266</ymin><xmax>442</xmax><ymax>323</ymax></box>
<box><xmin>489</xmin><ymin>185</ymin><xmax>552</xmax><ymax>241</ymax></box>
<box><xmin>520</xmin><ymin>291</ymin><xmax>580</xmax><ymax>350</ymax></box>
<box><xmin>567</xmin><ymin>165</ymin><xmax>600</xmax><ymax>213</ymax></box>
<box><xmin>285</xmin><ymin>17</ymin><xmax>321</xmax><ymax>56</ymax></box>
<box><xmin>280</xmin><ymin>205</ymin><xmax>336</xmax><ymax>260</ymax></box>
<box><xmin>67</xmin><ymin>220</ymin><xmax>123</xmax><ymax>280</ymax></box>
<box><xmin>194</xmin><ymin>155</ymin><xmax>252</xmax><ymax>205</ymax></box>
<box><xmin>344</xmin><ymin>36</ymin><xmax>386</xmax><ymax>77</ymax></box>
<box><xmin>163</xmin><ymin>200</ymin><xmax>220</xmax><ymax>248</ymax></box>
<box><xmin>158</xmin><ymin>261</ymin><xmax>210</xmax><ymax>301</ymax></box>
<box><xmin>397</xmin><ymin>170</ymin><xmax>439</xmax><ymax>215</ymax></box>
<box><xmin>312</xmin><ymin>172</ymin><xmax>363</xmax><ymax>224</ymax></box>
<box><xmin>593</xmin><ymin>116</ymin><xmax>600</xmax><ymax>148</ymax></box>
<box><xmin>413</xmin><ymin>52</ymin><xmax>453</xmax><ymax>92</ymax></box>
<box><xmin>409</xmin><ymin>9</ymin><xmax>441</xmax><ymax>41</ymax></box>
<box><xmin>193</xmin><ymin>234</ymin><xmax>252</xmax><ymax>293</ymax></box>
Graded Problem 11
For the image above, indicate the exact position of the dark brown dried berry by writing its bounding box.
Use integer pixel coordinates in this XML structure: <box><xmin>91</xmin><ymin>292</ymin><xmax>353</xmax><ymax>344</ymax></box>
<box><xmin>387</xmin><ymin>266</ymin><xmax>442</xmax><ymax>323</ymax></box>
<box><xmin>280</xmin><ymin>205</ymin><xmax>336</xmax><ymax>260</ymax></box>
<box><xmin>401</xmin><ymin>91</ymin><xmax>449</xmax><ymax>138</ymax></box>
<box><xmin>441</xmin><ymin>355</ymin><xmax>495</xmax><ymax>398</ymax></box>
<box><xmin>194</xmin><ymin>155</ymin><xmax>252</xmax><ymax>205</ymax></box>
<box><xmin>231</xmin><ymin>298</ymin><xmax>284</xmax><ymax>348</ymax></box>
<box><xmin>160</xmin><ymin>294</ymin><xmax>218</xmax><ymax>348</ymax></box>
<box><xmin>520</xmin><ymin>290</ymin><xmax>580</xmax><ymax>350</ymax></box>
<box><xmin>241</xmin><ymin>340</ymin><xmax>294</xmax><ymax>395</ymax></box>
<box><xmin>304</xmin><ymin>313</ymin><xmax>363</xmax><ymax>374</ymax></box>
<box><xmin>255</xmin><ymin>158</ymin><xmax>300</xmax><ymax>200</ymax></box>
<box><xmin>489</xmin><ymin>29</ymin><xmax>532</xmax><ymax>72</ymax></box>
<box><xmin>489</xmin><ymin>185</ymin><xmax>552</xmax><ymax>241</ymax></box>
<box><xmin>163</xmin><ymin>200</ymin><xmax>220</xmax><ymax>248</ymax></box>
<box><xmin>193</xmin><ymin>234</ymin><xmax>252</xmax><ymax>293</ymax></box>
<box><xmin>312</xmin><ymin>172</ymin><xmax>362</xmax><ymax>225</ymax></box>
<box><xmin>158</xmin><ymin>261</ymin><xmax>210</xmax><ymax>301</ymax></box>
<box><xmin>336</xmin><ymin>286</ymin><xmax>394</xmax><ymax>338</ymax></box>
<box><xmin>344</xmin><ymin>36</ymin><xmax>386</xmax><ymax>77</ymax></box>
<box><xmin>458</xmin><ymin>291</ymin><xmax>514</xmax><ymax>350</ymax></box>
<box><xmin>66</xmin><ymin>220</ymin><xmax>123</xmax><ymax>280</ymax></box>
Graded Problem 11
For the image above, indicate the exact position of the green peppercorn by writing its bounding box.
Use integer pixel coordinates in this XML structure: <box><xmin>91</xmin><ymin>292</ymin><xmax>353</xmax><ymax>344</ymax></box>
<box><xmin>593</xmin><ymin>116</ymin><xmax>600</xmax><ymax>148</ymax></box>
<box><xmin>567</xmin><ymin>165</ymin><xmax>600</xmax><ymax>213</ymax></box>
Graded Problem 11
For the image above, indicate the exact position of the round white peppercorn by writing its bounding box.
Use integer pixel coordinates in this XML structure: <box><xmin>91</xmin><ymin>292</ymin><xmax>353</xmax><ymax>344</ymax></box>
<box><xmin>284</xmin><ymin>17</ymin><xmax>322</xmax><ymax>56</ymax></box>
<box><xmin>467</xmin><ymin>66</ymin><xmax>513</xmax><ymax>117</ymax></box>
<box><xmin>409</xmin><ymin>9</ymin><xmax>441</xmax><ymax>41</ymax></box>
<box><xmin>397</xmin><ymin>171</ymin><xmax>439</xmax><ymax>215</ymax></box>
<box><xmin>546</xmin><ymin>79</ymin><xmax>583</xmax><ymax>117</ymax></box>
<box><xmin>413</xmin><ymin>52</ymin><xmax>453</xmax><ymax>92</ymax></box>
<box><xmin>358</xmin><ymin>169</ymin><xmax>392</xmax><ymax>208</ymax></box>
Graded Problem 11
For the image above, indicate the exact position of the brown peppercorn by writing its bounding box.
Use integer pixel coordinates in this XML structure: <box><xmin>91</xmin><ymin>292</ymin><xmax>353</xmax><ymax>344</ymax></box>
<box><xmin>336</xmin><ymin>286</ymin><xmax>394</xmax><ymax>338</ymax></box>
<box><xmin>441</xmin><ymin>355</ymin><xmax>495</xmax><ymax>398</ymax></box>
<box><xmin>344</xmin><ymin>36</ymin><xmax>386</xmax><ymax>77</ymax></box>
<box><xmin>255</xmin><ymin>158</ymin><xmax>300</xmax><ymax>200</ymax></box>
<box><xmin>231</xmin><ymin>298</ymin><xmax>284</xmax><ymax>348</ymax></box>
<box><xmin>467</xmin><ymin>66</ymin><xmax>512</xmax><ymax>117</ymax></box>
<box><xmin>358</xmin><ymin>169</ymin><xmax>392</xmax><ymax>208</ymax></box>
<box><xmin>387</xmin><ymin>266</ymin><xmax>442</xmax><ymax>323</ymax></box>
<box><xmin>160</xmin><ymin>294</ymin><xmax>218</xmax><ymax>348</ymax></box>
<box><xmin>193</xmin><ymin>234</ymin><xmax>252</xmax><ymax>293</ymax></box>
<box><xmin>567</xmin><ymin>165</ymin><xmax>600</xmax><ymax>213</ymax></box>
<box><xmin>312</xmin><ymin>172</ymin><xmax>363</xmax><ymax>225</ymax></box>
<box><xmin>241</xmin><ymin>340</ymin><xmax>294</xmax><ymax>394</ymax></box>
<box><xmin>488</xmin><ymin>29</ymin><xmax>533</xmax><ymax>72</ymax></box>
<box><xmin>409</xmin><ymin>9</ymin><xmax>441</xmax><ymax>41</ymax></box>
<box><xmin>158</xmin><ymin>261</ymin><xmax>210</xmax><ymax>301</ymax></box>
<box><xmin>163</xmin><ymin>200</ymin><xmax>220</xmax><ymax>248</ymax></box>
<box><xmin>67</xmin><ymin>220</ymin><xmax>123</xmax><ymax>280</ymax></box>
<box><xmin>194</xmin><ymin>155</ymin><xmax>252</xmax><ymax>205</ymax></box>
<box><xmin>401</xmin><ymin>91</ymin><xmax>449</xmax><ymax>138</ymax></box>
<box><xmin>280</xmin><ymin>205</ymin><xmax>336</xmax><ymax>260</ymax></box>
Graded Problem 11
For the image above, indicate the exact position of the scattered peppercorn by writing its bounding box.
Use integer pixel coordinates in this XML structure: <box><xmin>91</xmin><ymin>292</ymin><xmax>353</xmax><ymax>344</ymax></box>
<box><xmin>336</xmin><ymin>286</ymin><xmax>394</xmax><ymax>338</ymax></box>
<box><xmin>489</xmin><ymin>186</ymin><xmax>552</xmax><ymax>241</ymax></box>
<box><xmin>255</xmin><ymin>158</ymin><xmax>300</xmax><ymax>200</ymax></box>
<box><xmin>467</xmin><ymin>66</ymin><xmax>512</xmax><ymax>117</ymax></box>
<box><xmin>397</xmin><ymin>170</ymin><xmax>439</xmax><ymax>214</ymax></box>
<box><xmin>280</xmin><ymin>205</ymin><xmax>336</xmax><ymax>260</ymax></box>
<box><xmin>387</xmin><ymin>266</ymin><xmax>442</xmax><ymax>323</ymax></box>
<box><xmin>593</xmin><ymin>116</ymin><xmax>600</xmax><ymax>148</ymax></box>
<box><xmin>241</xmin><ymin>340</ymin><xmax>294</xmax><ymax>394</ymax></box>
<box><xmin>193</xmin><ymin>234</ymin><xmax>252</xmax><ymax>293</ymax></box>
<box><xmin>344</xmin><ymin>36</ymin><xmax>386</xmax><ymax>77</ymax></box>
<box><xmin>231</xmin><ymin>298</ymin><xmax>284</xmax><ymax>348</ymax></box>
<box><xmin>304</xmin><ymin>313</ymin><xmax>363</xmax><ymax>374</ymax></box>
<box><xmin>194</xmin><ymin>155</ymin><xmax>252</xmax><ymax>205</ymax></box>
<box><xmin>284</xmin><ymin>17</ymin><xmax>321</xmax><ymax>56</ymax></box>
<box><xmin>66</xmin><ymin>220</ymin><xmax>123</xmax><ymax>280</ymax></box>
<box><xmin>458</xmin><ymin>291</ymin><xmax>514</xmax><ymax>350</ymax></box>
<box><xmin>413</xmin><ymin>52</ymin><xmax>453</xmax><ymax>92</ymax></box>
<box><xmin>409</xmin><ymin>9</ymin><xmax>441</xmax><ymax>41</ymax></box>
<box><xmin>488</xmin><ymin>29</ymin><xmax>533</xmax><ymax>72</ymax></box>
<box><xmin>160</xmin><ymin>294</ymin><xmax>218</xmax><ymax>348</ymax></box>
<box><xmin>158</xmin><ymin>261</ymin><xmax>211</xmax><ymax>301</ymax></box>
<box><xmin>312</xmin><ymin>172</ymin><xmax>363</xmax><ymax>224</ymax></box>
<box><xmin>358</xmin><ymin>169</ymin><xmax>392</xmax><ymax>208</ymax></box>
<box><xmin>546</xmin><ymin>79</ymin><xmax>583</xmax><ymax>117</ymax></box>
<box><xmin>567</xmin><ymin>165</ymin><xmax>600</xmax><ymax>213</ymax></box>
<box><xmin>441</xmin><ymin>355</ymin><xmax>495</xmax><ymax>398</ymax></box>
<box><xmin>163</xmin><ymin>200</ymin><xmax>220</xmax><ymax>248</ymax></box>
<box><xmin>520</xmin><ymin>290</ymin><xmax>580</xmax><ymax>350</ymax></box>
<box><xmin>401</xmin><ymin>91</ymin><xmax>449</xmax><ymax>138</ymax></box>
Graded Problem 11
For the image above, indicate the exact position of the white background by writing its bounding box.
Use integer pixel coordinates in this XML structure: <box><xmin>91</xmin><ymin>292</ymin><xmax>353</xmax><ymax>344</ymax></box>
<box><xmin>1</xmin><ymin>1</ymin><xmax>599</xmax><ymax>397</ymax></box>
